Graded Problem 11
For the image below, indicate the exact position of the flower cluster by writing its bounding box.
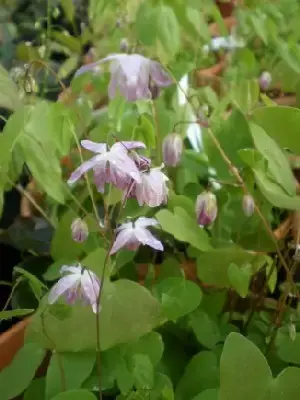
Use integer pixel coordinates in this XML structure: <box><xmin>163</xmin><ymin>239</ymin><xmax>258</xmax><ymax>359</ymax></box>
<box><xmin>75</xmin><ymin>54</ymin><xmax>173</xmax><ymax>102</ymax></box>
<box><xmin>68</xmin><ymin>140</ymin><xmax>169</xmax><ymax>208</ymax></box>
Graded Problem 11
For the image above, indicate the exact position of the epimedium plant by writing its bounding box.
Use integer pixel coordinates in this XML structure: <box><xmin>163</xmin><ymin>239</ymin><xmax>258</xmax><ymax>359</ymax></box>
<box><xmin>1</xmin><ymin>0</ymin><xmax>300</xmax><ymax>400</ymax></box>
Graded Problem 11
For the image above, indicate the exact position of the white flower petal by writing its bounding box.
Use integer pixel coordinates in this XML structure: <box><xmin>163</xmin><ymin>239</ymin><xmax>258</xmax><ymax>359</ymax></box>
<box><xmin>110</xmin><ymin>228</ymin><xmax>135</xmax><ymax>254</ymax></box>
<box><xmin>67</xmin><ymin>155</ymin><xmax>102</xmax><ymax>184</ymax></box>
<box><xmin>134</xmin><ymin>228</ymin><xmax>163</xmax><ymax>251</ymax></box>
<box><xmin>48</xmin><ymin>274</ymin><xmax>80</xmax><ymax>304</ymax></box>
<box><xmin>81</xmin><ymin>140</ymin><xmax>107</xmax><ymax>154</ymax></box>
<box><xmin>135</xmin><ymin>217</ymin><xmax>159</xmax><ymax>229</ymax></box>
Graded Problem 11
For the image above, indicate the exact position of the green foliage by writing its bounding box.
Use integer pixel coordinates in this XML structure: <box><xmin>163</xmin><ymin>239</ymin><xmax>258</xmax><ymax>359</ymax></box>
<box><xmin>27</xmin><ymin>280</ymin><xmax>164</xmax><ymax>352</ymax></box>
<box><xmin>0</xmin><ymin>343</ymin><xmax>46</xmax><ymax>400</ymax></box>
<box><xmin>46</xmin><ymin>352</ymin><xmax>95</xmax><ymax>399</ymax></box>
<box><xmin>3</xmin><ymin>0</ymin><xmax>300</xmax><ymax>399</ymax></box>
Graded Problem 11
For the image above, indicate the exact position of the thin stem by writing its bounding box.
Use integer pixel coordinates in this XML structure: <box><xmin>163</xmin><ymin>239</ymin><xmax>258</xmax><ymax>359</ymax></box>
<box><xmin>42</xmin><ymin>0</ymin><xmax>52</xmax><ymax>97</ymax></box>
<box><xmin>14</xmin><ymin>183</ymin><xmax>56</xmax><ymax>227</ymax></box>
<box><xmin>151</xmin><ymin>101</ymin><xmax>162</xmax><ymax>165</ymax></box>
<box><xmin>41</xmin><ymin>309</ymin><xmax>66</xmax><ymax>392</ymax></box>
<box><xmin>204</xmin><ymin>125</ymin><xmax>296</xmax><ymax>291</ymax></box>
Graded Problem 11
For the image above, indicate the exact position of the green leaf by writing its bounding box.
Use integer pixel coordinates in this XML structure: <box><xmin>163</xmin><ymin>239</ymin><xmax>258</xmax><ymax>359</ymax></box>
<box><xmin>153</xmin><ymin>277</ymin><xmax>202</xmax><ymax>321</ymax></box>
<box><xmin>175</xmin><ymin>351</ymin><xmax>220</xmax><ymax>400</ymax></box>
<box><xmin>61</xmin><ymin>0</ymin><xmax>75</xmax><ymax>22</ymax></box>
<box><xmin>131</xmin><ymin>354</ymin><xmax>154</xmax><ymax>389</ymax></box>
<box><xmin>0</xmin><ymin>63</ymin><xmax>22</xmax><ymax>110</ymax></box>
<box><xmin>270</xmin><ymin>367</ymin><xmax>300</xmax><ymax>399</ymax></box>
<box><xmin>133</xmin><ymin>115</ymin><xmax>156</xmax><ymax>150</ymax></box>
<box><xmin>51</xmin><ymin>210</ymin><xmax>84</xmax><ymax>261</ymax></box>
<box><xmin>230</xmin><ymin>79</ymin><xmax>259</xmax><ymax>113</ymax></box>
<box><xmin>276</xmin><ymin>332</ymin><xmax>300</xmax><ymax>365</ymax></box>
<box><xmin>253</xmin><ymin>167</ymin><xmax>300</xmax><ymax>210</ymax></box>
<box><xmin>156</xmin><ymin>5</ymin><xmax>180</xmax><ymax>61</ymax></box>
<box><xmin>186</xmin><ymin>8</ymin><xmax>210</xmax><ymax>41</ymax></box>
<box><xmin>196</xmin><ymin>247</ymin><xmax>257</xmax><ymax>287</ymax></box>
<box><xmin>135</xmin><ymin>3</ymin><xmax>158</xmax><ymax>46</ymax></box>
<box><xmin>220</xmin><ymin>333</ymin><xmax>272</xmax><ymax>400</ymax></box>
<box><xmin>0</xmin><ymin>343</ymin><xmax>46</xmax><ymax>400</ymax></box>
<box><xmin>50</xmin><ymin>390</ymin><xmax>97</xmax><ymax>400</ymax></box>
<box><xmin>227</xmin><ymin>263</ymin><xmax>252</xmax><ymax>298</ymax></box>
<box><xmin>156</xmin><ymin>207</ymin><xmax>212</xmax><ymax>251</ymax></box>
<box><xmin>191</xmin><ymin>389</ymin><xmax>219</xmax><ymax>400</ymax></box>
<box><xmin>126</xmin><ymin>332</ymin><xmax>164</xmax><ymax>367</ymax></box>
<box><xmin>206</xmin><ymin>109</ymin><xmax>253</xmax><ymax>181</ymax></box>
<box><xmin>46</xmin><ymin>352</ymin><xmax>95</xmax><ymax>399</ymax></box>
<box><xmin>14</xmin><ymin>266</ymin><xmax>47</xmax><ymax>300</ymax></box>
<box><xmin>250</xmin><ymin>123</ymin><xmax>296</xmax><ymax>196</ymax></box>
<box><xmin>0</xmin><ymin>309</ymin><xmax>34</xmax><ymax>320</ymax></box>
<box><xmin>27</xmin><ymin>280</ymin><xmax>164</xmax><ymax>352</ymax></box>
<box><xmin>252</xmin><ymin>106</ymin><xmax>300</xmax><ymax>154</ymax></box>
<box><xmin>24</xmin><ymin>378</ymin><xmax>45</xmax><ymax>400</ymax></box>
<box><xmin>189</xmin><ymin>309</ymin><xmax>221</xmax><ymax>349</ymax></box>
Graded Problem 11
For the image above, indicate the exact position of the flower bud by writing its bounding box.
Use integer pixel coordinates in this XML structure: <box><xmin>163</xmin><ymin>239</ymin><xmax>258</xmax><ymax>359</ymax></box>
<box><xmin>71</xmin><ymin>218</ymin><xmax>89</xmax><ymax>243</ymax></box>
<box><xmin>242</xmin><ymin>194</ymin><xmax>255</xmax><ymax>217</ymax></box>
<box><xmin>195</xmin><ymin>191</ymin><xmax>218</xmax><ymax>226</ymax></box>
<box><xmin>259</xmin><ymin>71</ymin><xmax>272</xmax><ymax>91</ymax></box>
<box><xmin>162</xmin><ymin>133</ymin><xmax>184</xmax><ymax>167</ymax></box>
<box><xmin>120</xmin><ymin>38</ymin><xmax>129</xmax><ymax>52</ymax></box>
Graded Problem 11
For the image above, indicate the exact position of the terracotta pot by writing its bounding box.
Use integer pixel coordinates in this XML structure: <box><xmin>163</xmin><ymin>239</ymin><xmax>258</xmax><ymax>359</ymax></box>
<box><xmin>216</xmin><ymin>0</ymin><xmax>236</xmax><ymax>18</ymax></box>
<box><xmin>0</xmin><ymin>318</ymin><xmax>29</xmax><ymax>372</ymax></box>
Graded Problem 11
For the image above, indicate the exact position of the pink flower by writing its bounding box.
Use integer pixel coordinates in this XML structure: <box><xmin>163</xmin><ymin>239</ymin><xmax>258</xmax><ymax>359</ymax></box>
<box><xmin>110</xmin><ymin>217</ymin><xmax>163</xmax><ymax>254</ymax></box>
<box><xmin>75</xmin><ymin>54</ymin><xmax>173</xmax><ymax>102</ymax></box>
<box><xmin>195</xmin><ymin>191</ymin><xmax>218</xmax><ymax>226</ymax></box>
<box><xmin>48</xmin><ymin>264</ymin><xmax>100</xmax><ymax>313</ymax></box>
<box><xmin>126</xmin><ymin>166</ymin><xmax>169</xmax><ymax>207</ymax></box>
<box><xmin>68</xmin><ymin>140</ymin><xmax>145</xmax><ymax>192</ymax></box>
<box><xmin>162</xmin><ymin>133</ymin><xmax>184</xmax><ymax>167</ymax></box>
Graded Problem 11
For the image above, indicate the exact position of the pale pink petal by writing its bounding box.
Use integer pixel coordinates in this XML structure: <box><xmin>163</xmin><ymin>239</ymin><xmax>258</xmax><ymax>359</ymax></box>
<box><xmin>68</xmin><ymin>155</ymin><xmax>101</xmax><ymax>184</ymax></box>
<box><xmin>48</xmin><ymin>274</ymin><xmax>80</xmax><ymax>304</ymax></box>
<box><xmin>135</xmin><ymin>217</ymin><xmax>159</xmax><ymax>229</ymax></box>
<box><xmin>112</xmin><ymin>141</ymin><xmax>146</xmax><ymax>152</ymax></box>
<box><xmin>81</xmin><ymin>270</ymin><xmax>100</xmax><ymax>314</ymax></box>
<box><xmin>116</xmin><ymin>221</ymin><xmax>134</xmax><ymax>232</ymax></box>
<box><xmin>110</xmin><ymin>228</ymin><xmax>136</xmax><ymax>254</ymax></box>
<box><xmin>93</xmin><ymin>164</ymin><xmax>108</xmax><ymax>193</ymax></box>
<box><xmin>74</xmin><ymin>54</ymin><xmax>124</xmax><ymax>77</ymax></box>
<box><xmin>150</xmin><ymin>61</ymin><xmax>173</xmax><ymax>87</ymax></box>
<box><xmin>60</xmin><ymin>265</ymin><xmax>81</xmax><ymax>275</ymax></box>
<box><xmin>134</xmin><ymin>228</ymin><xmax>163</xmax><ymax>251</ymax></box>
<box><xmin>81</xmin><ymin>140</ymin><xmax>107</xmax><ymax>154</ymax></box>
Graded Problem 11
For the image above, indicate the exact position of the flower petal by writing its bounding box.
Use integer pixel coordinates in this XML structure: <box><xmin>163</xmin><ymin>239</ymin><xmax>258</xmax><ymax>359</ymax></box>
<box><xmin>48</xmin><ymin>274</ymin><xmax>80</xmax><ymax>304</ymax></box>
<box><xmin>81</xmin><ymin>270</ymin><xmax>100</xmax><ymax>314</ymax></box>
<box><xmin>150</xmin><ymin>61</ymin><xmax>173</xmax><ymax>87</ymax></box>
<box><xmin>60</xmin><ymin>264</ymin><xmax>82</xmax><ymax>275</ymax></box>
<box><xmin>134</xmin><ymin>228</ymin><xmax>163</xmax><ymax>251</ymax></box>
<box><xmin>74</xmin><ymin>54</ymin><xmax>124</xmax><ymax>77</ymax></box>
<box><xmin>81</xmin><ymin>140</ymin><xmax>107</xmax><ymax>154</ymax></box>
<box><xmin>68</xmin><ymin>155</ymin><xmax>101</xmax><ymax>184</ymax></box>
<box><xmin>110</xmin><ymin>228</ymin><xmax>135</xmax><ymax>254</ymax></box>
<box><xmin>112</xmin><ymin>141</ymin><xmax>146</xmax><ymax>152</ymax></box>
<box><xmin>135</xmin><ymin>217</ymin><xmax>159</xmax><ymax>229</ymax></box>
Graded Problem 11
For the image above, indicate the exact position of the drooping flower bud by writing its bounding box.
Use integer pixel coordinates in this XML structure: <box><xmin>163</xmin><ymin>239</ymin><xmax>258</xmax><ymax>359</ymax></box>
<box><xmin>259</xmin><ymin>71</ymin><xmax>272</xmax><ymax>91</ymax></box>
<box><xmin>242</xmin><ymin>194</ymin><xmax>255</xmax><ymax>217</ymax></box>
<box><xmin>195</xmin><ymin>191</ymin><xmax>218</xmax><ymax>226</ymax></box>
<box><xmin>120</xmin><ymin>38</ymin><xmax>129</xmax><ymax>52</ymax></box>
<box><xmin>162</xmin><ymin>133</ymin><xmax>184</xmax><ymax>167</ymax></box>
<box><xmin>71</xmin><ymin>218</ymin><xmax>89</xmax><ymax>243</ymax></box>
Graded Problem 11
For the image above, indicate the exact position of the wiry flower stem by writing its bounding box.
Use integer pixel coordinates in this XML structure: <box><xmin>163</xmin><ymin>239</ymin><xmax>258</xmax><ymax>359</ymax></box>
<box><xmin>204</xmin><ymin>125</ymin><xmax>296</xmax><ymax>292</ymax></box>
